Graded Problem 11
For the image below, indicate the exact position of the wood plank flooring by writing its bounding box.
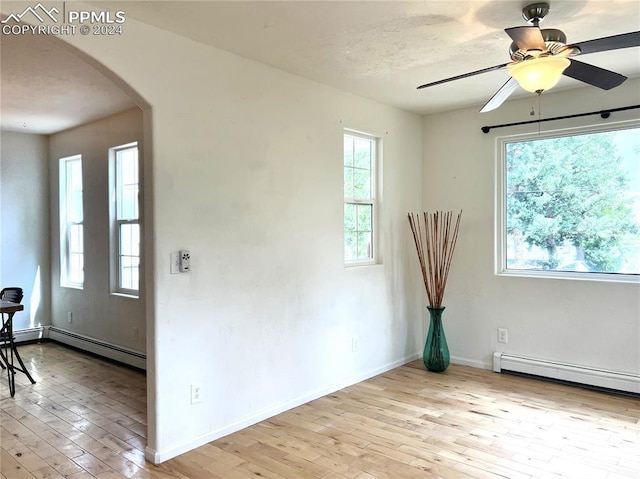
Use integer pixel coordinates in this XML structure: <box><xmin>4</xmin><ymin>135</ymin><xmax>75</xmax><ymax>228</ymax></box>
<box><xmin>1</xmin><ymin>342</ymin><xmax>639</xmax><ymax>478</ymax></box>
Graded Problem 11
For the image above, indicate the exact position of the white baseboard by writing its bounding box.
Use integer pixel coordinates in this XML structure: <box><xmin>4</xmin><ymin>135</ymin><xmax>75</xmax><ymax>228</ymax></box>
<box><xmin>13</xmin><ymin>327</ymin><xmax>47</xmax><ymax>343</ymax></box>
<box><xmin>493</xmin><ymin>352</ymin><xmax>640</xmax><ymax>394</ymax></box>
<box><xmin>48</xmin><ymin>327</ymin><xmax>146</xmax><ymax>370</ymax></box>
<box><xmin>451</xmin><ymin>355</ymin><xmax>492</xmax><ymax>370</ymax></box>
<box><xmin>146</xmin><ymin>352</ymin><xmax>421</xmax><ymax>464</ymax></box>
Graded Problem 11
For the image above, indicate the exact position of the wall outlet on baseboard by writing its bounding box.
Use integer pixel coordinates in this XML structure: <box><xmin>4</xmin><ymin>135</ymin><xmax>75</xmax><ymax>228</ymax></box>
<box><xmin>67</xmin><ymin>312</ymin><xmax>73</xmax><ymax>324</ymax></box>
<box><xmin>351</xmin><ymin>337</ymin><xmax>359</xmax><ymax>353</ymax></box>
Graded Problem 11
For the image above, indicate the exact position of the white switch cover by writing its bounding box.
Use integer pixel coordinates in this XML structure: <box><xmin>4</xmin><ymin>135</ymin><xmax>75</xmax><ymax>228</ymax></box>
<box><xmin>170</xmin><ymin>252</ymin><xmax>180</xmax><ymax>274</ymax></box>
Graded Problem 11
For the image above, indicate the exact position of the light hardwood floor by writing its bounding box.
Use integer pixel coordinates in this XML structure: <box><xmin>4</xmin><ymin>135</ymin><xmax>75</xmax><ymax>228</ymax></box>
<box><xmin>1</xmin><ymin>342</ymin><xmax>639</xmax><ymax>479</ymax></box>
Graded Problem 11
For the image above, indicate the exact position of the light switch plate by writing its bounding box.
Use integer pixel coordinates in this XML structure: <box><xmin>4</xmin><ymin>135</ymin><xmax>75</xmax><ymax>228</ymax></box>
<box><xmin>170</xmin><ymin>252</ymin><xmax>180</xmax><ymax>274</ymax></box>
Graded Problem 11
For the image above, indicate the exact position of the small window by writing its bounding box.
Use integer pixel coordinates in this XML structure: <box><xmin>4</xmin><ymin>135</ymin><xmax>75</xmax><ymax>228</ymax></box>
<box><xmin>344</xmin><ymin>131</ymin><xmax>377</xmax><ymax>265</ymax></box>
<box><xmin>498</xmin><ymin>123</ymin><xmax>640</xmax><ymax>282</ymax></box>
<box><xmin>59</xmin><ymin>155</ymin><xmax>84</xmax><ymax>288</ymax></box>
<box><xmin>111</xmin><ymin>143</ymin><xmax>140</xmax><ymax>295</ymax></box>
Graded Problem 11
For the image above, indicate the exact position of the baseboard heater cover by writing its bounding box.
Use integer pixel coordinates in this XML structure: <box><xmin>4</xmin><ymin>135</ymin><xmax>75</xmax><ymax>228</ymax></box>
<box><xmin>13</xmin><ymin>327</ymin><xmax>47</xmax><ymax>343</ymax></box>
<box><xmin>493</xmin><ymin>352</ymin><xmax>640</xmax><ymax>394</ymax></box>
<box><xmin>48</xmin><ymin>327</ymin><xmax>146</xmax><ymax>370</ymax></box>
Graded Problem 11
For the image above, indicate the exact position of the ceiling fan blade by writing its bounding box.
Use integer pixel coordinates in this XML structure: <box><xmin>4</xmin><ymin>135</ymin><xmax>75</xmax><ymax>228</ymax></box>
<box><xmin>563</xmin><ymin>59</ymin><xmax>627</xmax><ymax>90</ymax></box>
<box><xmin>567</xmin><ymin>31</ymin><xmax>640</xmax><ymax>55</ymax></box>
<box><xmin>480</xmin><ymin>78</ymin><xmax>519</xmax><ymax>113</ymax></box>
<box><xmin>417</xmin><ymin>63</ymin><xmax>509</xmax><ymax>89</ymax></box>
<box><xmin>505</xmin><ymin>26</ymin><xmax>546</xmax><ymax>51</ymax></box>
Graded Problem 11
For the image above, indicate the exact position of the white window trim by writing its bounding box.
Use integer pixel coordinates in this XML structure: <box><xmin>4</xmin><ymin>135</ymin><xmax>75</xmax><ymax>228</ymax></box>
<box><xmin>109</xmin><ymin>142</ymin><xmax>140</xmax><ymax>297</ymax></box>
<box><xmin>495</xmin><ymin>119</ymin><xmax>640</xmax><ymax>284</ymax></box>
<box><xmin>59</xmin><ymin>155</ymin><xmax>84</xmax><ymax>289</ymax></box>
<box><xmin>344</xmin><ymin>129</ymin><xmax>379</xmax><ymax>267</ymax></box>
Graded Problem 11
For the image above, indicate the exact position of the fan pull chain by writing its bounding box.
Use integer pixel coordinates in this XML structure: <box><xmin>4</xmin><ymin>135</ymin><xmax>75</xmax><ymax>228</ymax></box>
<box><xmin>530</xmin><ymin>96</ymin><xmax>536</xmax><ymax>116</ymax></box>
<box><xmin>537</xmin><ymin>91</ymin><xmax>542</xmax><ymax>135</ymax></box>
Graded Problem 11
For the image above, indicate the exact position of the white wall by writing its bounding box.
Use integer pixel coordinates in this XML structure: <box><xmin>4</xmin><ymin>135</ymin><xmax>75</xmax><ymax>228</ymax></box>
<box><xmin>0</xmin><ymin>131</ymin><xmax>51</xmax><ymax>330</ymax></box>
<box><xmin>422</xmin><ymin>78</ymin><xmax>640</xmax><ymax>375</ymax></box>
<box><xmin>57</xmin><ymin>17</ymin><xmax>424</xmax><ymax>462</ymax></box>
<box><xmin>49</xmin><ymin>109</ymin><xmax>146</xmax><ymax>352</ymax></box>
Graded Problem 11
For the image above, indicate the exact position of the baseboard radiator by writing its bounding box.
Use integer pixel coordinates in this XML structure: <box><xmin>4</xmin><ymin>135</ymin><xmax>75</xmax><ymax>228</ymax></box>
<box><xmin>13</xmin><ymin>327</ymin><xmax>47</xmax><ymax>343</ymax></box>
<box><xmin>493</xmin><ymin>352</ymin><xmax>640</xmax><ymax>394</ymax></box>
<box><xmin>48</xmin><ymin>327</ymin><xmax>146</xmax><ymax>370</ymax></box>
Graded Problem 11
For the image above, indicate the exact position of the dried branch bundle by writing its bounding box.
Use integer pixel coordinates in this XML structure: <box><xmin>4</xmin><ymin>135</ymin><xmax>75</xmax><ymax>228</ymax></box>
<box><xmin>407</xmin><ymin>210</ymin><xmax>462</xmax><ymax>308</ymax></box>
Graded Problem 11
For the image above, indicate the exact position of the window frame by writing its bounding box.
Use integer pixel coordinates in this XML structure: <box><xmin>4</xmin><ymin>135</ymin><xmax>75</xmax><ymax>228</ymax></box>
<box><xmin>343</xmin><ymin>130</ymin><xmax>379</xmax><ymax>266</ymax></box>
<box><xmin>109</xmin><ymin>142</ymin><xmax>141</xmax><ymax>297</ymax></box>
<box><xmin>59</xmin><ymin>155</ymin><xmax>84</xmax><ymax>289</ymax></box>
<box><xmin>495</xmin><ymin>120</ymin><xmax>640</xmax><ymax>284</ymax></box>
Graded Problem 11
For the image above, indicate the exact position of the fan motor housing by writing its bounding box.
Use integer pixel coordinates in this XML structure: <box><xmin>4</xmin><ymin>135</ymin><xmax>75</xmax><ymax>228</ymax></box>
<box><xmin>509</xmin><ymin>28</ymin><xmax>568</xmax><ymax>60</ymax></box>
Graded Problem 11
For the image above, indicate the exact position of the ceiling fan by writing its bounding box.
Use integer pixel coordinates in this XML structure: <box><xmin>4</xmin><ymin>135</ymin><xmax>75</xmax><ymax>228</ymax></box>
<box><xmin>417</xmin><ymin>2</ymin><xmax>640</xmax><ymax>112</ymax></box>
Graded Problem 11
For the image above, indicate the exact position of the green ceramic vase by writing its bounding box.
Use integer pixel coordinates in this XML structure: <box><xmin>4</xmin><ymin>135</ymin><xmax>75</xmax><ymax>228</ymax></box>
<box><xmin>423</xmin><ymin>307</ymin><xmax>450</xmax><ymax>372</ymax></box>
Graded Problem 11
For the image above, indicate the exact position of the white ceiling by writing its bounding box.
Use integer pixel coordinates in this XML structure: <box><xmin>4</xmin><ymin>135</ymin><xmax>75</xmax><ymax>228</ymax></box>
<box><xmin>0</xmin><ymin>31</ymin><xmax>137</xmax><ymax>134</ymax></box>
<box><xmin>2</xmin><ymin>0</ymin><xmax>639</xmax><ymax>135</ymax></box>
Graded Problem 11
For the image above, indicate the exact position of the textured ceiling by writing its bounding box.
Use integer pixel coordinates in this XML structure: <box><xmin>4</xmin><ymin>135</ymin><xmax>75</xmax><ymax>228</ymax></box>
<box><xmin>1</xmin><ymin>1</ymin><xmax>639</xmax><ymax>134</ymax></box>
<box><xmin>0</xmin><ymin>31</ymin><xmax>137</xmax><ymax>134</ymax></box>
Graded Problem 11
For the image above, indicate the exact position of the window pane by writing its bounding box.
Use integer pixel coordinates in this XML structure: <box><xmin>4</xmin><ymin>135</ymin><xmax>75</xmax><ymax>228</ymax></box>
<box><xmin>117</xmin><ymin>146</ymin><xmax>139</xmax><ymax>220</ymax></box>
<box><xmin>120</xmin><ymin>184</ymin><xmax>138</xmax><ymax>219</ymax></box>
<box><xmin>344</xmin><ymin>203</ymin><xmax>373</xmax><ymax>261</ymax></box>
<box><xmin>120</xmin><ymin>255</ymin><xmax>139</xmax><ymax>290</ymax></box>
<box><xmin>354</xmin><ymin>138</ymin><xmax>371</xmax><ymax>169</ymax></box>
<box><xmin>344</xmin><ymin>136</ymin><xmax>354</xmax><ymax>167</ymax></box>
<box><xmin>344</xmin><ymin>203</ymin><xmax>356</xmax><ymax>232</ymax></box>
<box><xmin>357</xmin><ymin>204</ymin><xmax>372</xmax><ymax>232</ymax></box>
<box><xmin>344</xmin><ymin>232</ymin><xmax>357</xmax><ymax>261</ymax></box>
<box><xmin>69</xmin><ymin>254</ymin><xmax>83</xmax><ymax>284</ymax></box>
<box><xmin>357</xmin><ymin>231</ymin><xmax>372</xmax><ymax>259</ymax></box>
<box><xmin>505</xmin><ymin>127</ymin><xmax>640</xmax><ymax>275</ymax></box>
<box><xmin>69</xmin><ymin>224</ymin><xmax>83</xmax><ymax>253</ymax></box>
<box><xmin>120</xmin><ymin>223</ymin><xmax>140</xmax><ymax>256</ymax></box>
<box><xmin>353</xmin><ymin>168</ymin><xmax>371</xmax><ymax>199</ymax></box>
<box><xmin>120</xmin><ymin>224</ymin><xmax>132</xmax><ymax>255</ymax></box>
<box><xmin>68</xmin><ymin>160</ymin><xmax>83</xmax><ymax>222</ymax></box>
<box><xmin>344</xmin><ymin>167</ymin><xmax>354</xmax><ymax>198</ymax></box>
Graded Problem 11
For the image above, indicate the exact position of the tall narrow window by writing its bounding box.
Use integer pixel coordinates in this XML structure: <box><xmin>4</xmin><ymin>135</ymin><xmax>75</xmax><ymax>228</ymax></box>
<box><xmin>344</xmin><ymin>131</ymin><xmax>377</xmax><ymax>264</ymax></box>
<box><xmin>111</xmin><ymin>143</ymin><xmax>140</xmax><ymax>295</ymax></box>
<box><xmin>59</xmin><ymin>155</ymin><xmax>84</xmax><ymax>288</ymax></box>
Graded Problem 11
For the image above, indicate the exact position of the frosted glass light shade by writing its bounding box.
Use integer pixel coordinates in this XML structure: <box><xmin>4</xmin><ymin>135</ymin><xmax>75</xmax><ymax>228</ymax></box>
<box><xmin>508</xmin><ymin>56</ymin><xmax>571</xmax><ymax>92</ymax></box>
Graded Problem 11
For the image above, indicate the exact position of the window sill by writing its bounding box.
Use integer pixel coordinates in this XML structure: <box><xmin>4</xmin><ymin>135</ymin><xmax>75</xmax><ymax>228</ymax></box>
<box><xmin>111</xmin><ymin>292</ymin><xmax>139</xmax><ymax>299</ymax></box>
<box><xmin>498</xmin><ymin>268</ymin><xmax>640</xmax><ymax>284</ymax></box>
<box><xmin>345</xmin><ymin>260</ymin><xmax>380</xmax><ymax>268</ymax></box>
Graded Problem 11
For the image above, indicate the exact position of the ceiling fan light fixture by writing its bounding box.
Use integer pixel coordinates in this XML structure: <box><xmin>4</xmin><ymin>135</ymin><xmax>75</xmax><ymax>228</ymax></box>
<box><xmin>508</xmin><ymin>56</ymin><xmax>570</xmax><ymax>92</ymax></box>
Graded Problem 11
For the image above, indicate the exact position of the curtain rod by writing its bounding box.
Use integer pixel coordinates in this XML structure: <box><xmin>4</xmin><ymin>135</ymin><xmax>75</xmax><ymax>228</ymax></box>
<box><xmin>480</xmin><ymin>104</ymin><xmax>640</xmax><ymax>134</ymax></box>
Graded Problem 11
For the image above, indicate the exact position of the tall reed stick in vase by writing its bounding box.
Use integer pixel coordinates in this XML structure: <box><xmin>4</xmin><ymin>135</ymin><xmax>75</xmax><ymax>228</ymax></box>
<box><xmin>407</xmin><ymin>211</ymin><xmax>462</xmax><ymax>308</ymax></box>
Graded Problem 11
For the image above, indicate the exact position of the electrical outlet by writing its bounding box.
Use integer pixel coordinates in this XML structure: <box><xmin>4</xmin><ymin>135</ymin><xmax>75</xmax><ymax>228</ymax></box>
<box><xmin>498</xmin><ymin>328</ymin><xmax>508</xmax><ymax>344</ymax></box>
<box><xmin>191</xmin><ymin>383</ymin><xmax>203</xmax><ymax>404</ymax></box>
<box><xmin>132</xmin><ymin>327</ymin><xmax>139</xmax><ymax>340</ymax></box>
<box><xmin>67</xmin><ymin>312</ymin><xmax>73</xmax><ymax>324</ymax></box>
<box><xmin>351</xmin><ymin>337</ymin><xmax>359</xmax><ymax>352</ymax></box>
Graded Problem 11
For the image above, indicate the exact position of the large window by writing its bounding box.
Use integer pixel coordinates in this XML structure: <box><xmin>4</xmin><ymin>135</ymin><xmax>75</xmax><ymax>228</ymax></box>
<box><xmin>111</xmin><ymin>143</ymin><xmax>140</xmax><ymax>295</ymax></box>
<box><xmin>59</xmin><ymin>155</ymin><xmax>84</xmax><ymax>288</ymax></box>
<box><xmin>498</xmin><ymin>123</ymin><xmax>640</xmax><ymax>281</ymax></box>
<box><xmin>344</xmin><ymin>131</ymin><xmax>377</xmax><ymax>264</ymax></box>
